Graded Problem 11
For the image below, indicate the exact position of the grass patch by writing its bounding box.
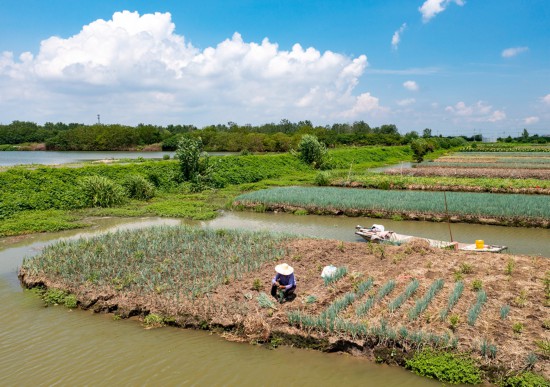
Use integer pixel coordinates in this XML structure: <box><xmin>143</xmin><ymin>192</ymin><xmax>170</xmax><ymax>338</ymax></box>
<box><xmin>0</xmin><ymin>209</ymin><xmax>89</xmax><ymax>237</ymax></box>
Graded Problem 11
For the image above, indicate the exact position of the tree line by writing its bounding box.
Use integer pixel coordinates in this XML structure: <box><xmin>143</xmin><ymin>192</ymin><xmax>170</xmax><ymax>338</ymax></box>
<box><xmin>0</xmin><ymin>119</ymin><xmax>480</xmax><ymax>152</ymax></box>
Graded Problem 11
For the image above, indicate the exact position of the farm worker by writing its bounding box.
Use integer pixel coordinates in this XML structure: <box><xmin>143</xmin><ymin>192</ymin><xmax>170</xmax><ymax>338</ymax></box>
<box><xmin>271</xmin><ymin>263</ymin><xmax>296</xmax><ymax>303</ymax></box>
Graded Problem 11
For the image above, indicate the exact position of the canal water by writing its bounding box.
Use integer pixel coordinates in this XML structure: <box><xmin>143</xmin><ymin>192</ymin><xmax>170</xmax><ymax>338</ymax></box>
<box><xmin>0</xmin><ymin>151</ymin><xmax>237</xmax><ymax>166</ymax></box>
<box><xmin>0</xmin><ymin>217</ymin><xmax>439</xmax><ymax>386</ymax></box>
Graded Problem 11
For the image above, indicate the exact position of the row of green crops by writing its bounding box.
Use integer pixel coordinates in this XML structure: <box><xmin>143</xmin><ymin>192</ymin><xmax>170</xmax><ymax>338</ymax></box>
<box><xmin>416</xmin><ymin>161</ymin><xmax>550</xmax><ymax>169</ymax></box>
<box><xmin>21</xmin><ymin>226</ymin><xmax>292</xmax><ymax>298</ymax></box>
<box><xmin>288</xmin><ymin>276</ymin><xmax>465</xmax><ymax>349</ymax></box>
<box><xmin>461</xmin><ymin>146</ymin><xmax>550</xmax><ymax>152</ymax></box>
<box><xmin>234</xmin><ymin>187</ymin><xmax>550</xmax><ymax>219</ymax></box>
<box><xmin>443</xmin><ymin>151</ymin><xmax>550</xmax><ymax>158</ymax></box>
<box><xmin>344</xmin><ymin>172</ymin><xmax>550</xmax><ymax>192</ymax></box>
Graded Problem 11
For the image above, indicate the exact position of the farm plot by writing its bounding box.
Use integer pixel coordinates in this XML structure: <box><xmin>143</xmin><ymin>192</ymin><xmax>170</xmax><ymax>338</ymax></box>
<box><xmin>233</xmin><ymin>187</ymin><xmax>550</xmax><ymax>227</ymax></box>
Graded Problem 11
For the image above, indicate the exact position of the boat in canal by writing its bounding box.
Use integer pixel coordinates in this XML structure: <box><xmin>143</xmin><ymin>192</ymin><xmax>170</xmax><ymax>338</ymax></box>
<box><xmin>355</xmin><ymin>224</ymin><xmax>508</xmax><ymax>253</ymax></box>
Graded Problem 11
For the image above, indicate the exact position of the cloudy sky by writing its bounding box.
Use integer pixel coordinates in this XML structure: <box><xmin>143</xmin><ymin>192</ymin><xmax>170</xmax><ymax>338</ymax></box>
<box><xmin>1</xmin><ymin>1</ymin><xmax>549</xmax><ymax>136</ymax></box>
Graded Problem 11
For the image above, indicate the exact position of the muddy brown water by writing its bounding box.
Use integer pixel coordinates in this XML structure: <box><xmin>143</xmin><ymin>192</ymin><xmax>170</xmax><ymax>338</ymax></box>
<box><xmin>1</xmin><ymin>214</ymin><xmax>548</xmax><ymax>385</ymax></box>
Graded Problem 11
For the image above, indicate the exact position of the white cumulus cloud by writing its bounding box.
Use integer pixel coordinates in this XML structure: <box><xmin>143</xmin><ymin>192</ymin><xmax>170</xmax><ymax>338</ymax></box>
<box><xmin>542</xmin><ymin>94</ymin><xmax>550</xmax><ymax>105</ymax></box>
<box><xmin>0</xmin><ymin>11</ymin><xmax>384</xmax><ymax>125</ymax></box>
<box><xmin>445</xmin><ymin>101</ymin><xmax>506</xmax><ymax>123</ymax></box>
<box><xmin>403</xmin><ymin>80</ymin><xmax>419</xmax><ymax>91</ymax></box>
<box><xmin>341</xmin><ymin>93</ymin><xmax>388</xmax><ymax>118</ymax></box>
<box><xmin>524</xmin><ymin>116</ymin><xmax>539</xmax><ymax>125</ymax></box>
<box><xmin>419</xmin><ymin>0</ymin><xmax>465</xmax><ymax>23</ymax></box>
<box><xmin>391</xmin><ymin>23</ymin><xmax>407</xmax><ymax>50</ymax></box>
<box><xmin>501</xmin><ymin>46</ymin><xmax>529</xmax><ymax>58</ymax></box>
<box><xmin>396</xmin><ymin>98</ymin><xmax>416</xmax><ymax>106</ymax></box>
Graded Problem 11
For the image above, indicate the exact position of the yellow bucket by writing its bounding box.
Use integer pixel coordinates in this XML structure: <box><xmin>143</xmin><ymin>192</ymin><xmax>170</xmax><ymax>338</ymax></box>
<box><xmin>475</xmin><ymin>240</ymin><xmax>484</xmax><ymax>249</ymax></box>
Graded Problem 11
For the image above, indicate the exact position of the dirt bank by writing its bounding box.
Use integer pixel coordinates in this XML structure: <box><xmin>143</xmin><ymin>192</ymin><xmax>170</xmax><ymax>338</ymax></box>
<box><xmin>19</xmin><ymin>238</ymin><xmax>549</xmax><ymax>382</ymax></box>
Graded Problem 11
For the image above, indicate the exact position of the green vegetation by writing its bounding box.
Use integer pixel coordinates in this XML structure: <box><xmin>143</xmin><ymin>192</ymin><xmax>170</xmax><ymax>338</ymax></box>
<box><xmin>405</xmin><ymin>349</ymin><xmax>482</xmax><ymax>384</ymax></box>
<box><xmin>1</xmin><ymin>119</ymin><xmax>468</xmax><ymax>152</ymax></box>
<box><xmin>323</xmin><ymin>267</ymin><xmax>348</xmax><ymax>286</ymax></box>
<box><xmin>233</xmin><ymin>186</ymin><xmax>550</xmax><ymax>222</ymax></box>
<box><xmin>500</xmin><ymin>304</ymin><xmax>511</xmax><ymax>320</ymax></box>
<box><xmin>439</xmin><ymin>281</ymin><xmax>464</xmax><ymax>320</ymax></box>
<box><xmin>356</xmin><ymin>279</ymin><xmax>396</xmax><ymax>317</ymax></box>
<box><xmin>503</xmin><ymin>371</ymin><xmax>550</xmax><ymax>387</ymax></box>
<box><xmin>480</xmin><ymin>338</ymin><xmax>497</xmax><ymax>359</ymax></box>
<box><xmin>39</xmin><ymin>288</ymin><xmax>78</xmax><ymax>308</ymax></box>
<box><xmin>80</xmin><ymin>175</ymin><xmax>127</xmax><ymax>207</ymax></box>
<box><xmin>257</xmin><ymin>292</ymin><xmax>277</xmax><ymax>309</ymax></box>
<box><xmin>467</xmin><ymin>289</ymin><xmax>487</xmax><ymax>326</ymax></box>
<box><xmin>408</xmin><ymin>279</ymin><xmax>444</xmax><ymax>321</ymax></box>
<box><xmin>295</xmin><ymin>134</ymin><xmax>329</xmax><ymax>169</ymax></box>
<box><xmin>512</xmin><ymin>322</ymin><xmax>524</xmax><ymax>334</ymax></box>
<box><xmin>21</xmin><ymin>226</ymin><xmax>292</xmax><ymax>299</ymax></box>
<box><xmin>388</xmin><ymin>278</ymin><xmax>419</xmax><ymax>313</ymax></box>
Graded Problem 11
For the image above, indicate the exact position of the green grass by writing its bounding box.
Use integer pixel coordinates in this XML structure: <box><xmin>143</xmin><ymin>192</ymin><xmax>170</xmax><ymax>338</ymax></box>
<box><xmin>0</xmin><ymin>209</ymin><xmax>89</xmax><ymax>237</ymax></box>
<box><xmin>234</xmin><ymin>186</ymin><xmax>550</xmax><ymax>220</ymax></box>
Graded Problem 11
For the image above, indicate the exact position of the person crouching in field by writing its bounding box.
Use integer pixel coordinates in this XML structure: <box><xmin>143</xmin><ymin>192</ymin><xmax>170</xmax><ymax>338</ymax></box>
<box><xmin>271</xmin><ymin>263</ymin><xmax>296</xmax><ymax>303</ymax></box>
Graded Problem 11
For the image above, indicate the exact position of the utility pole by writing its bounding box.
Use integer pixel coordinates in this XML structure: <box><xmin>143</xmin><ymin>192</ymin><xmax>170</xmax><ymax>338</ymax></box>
<box><xmin>97</xmin><ymin>114</ymin><xmax>101</xmax><ymax>124</ymax></box>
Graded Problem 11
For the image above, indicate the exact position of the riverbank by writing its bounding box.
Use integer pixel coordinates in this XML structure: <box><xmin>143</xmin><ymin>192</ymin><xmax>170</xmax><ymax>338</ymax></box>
<box><xmin>18</xmin><ymin>226</ymin><xmax>550</xmax><ymax>385</ymax></box>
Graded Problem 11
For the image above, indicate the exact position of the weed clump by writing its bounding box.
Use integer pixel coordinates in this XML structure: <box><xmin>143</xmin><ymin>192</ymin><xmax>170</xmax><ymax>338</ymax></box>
<box><xmin>79</xmin><ymin>175</ymin><xmax>126</xmax><ymax>207</ymax></box>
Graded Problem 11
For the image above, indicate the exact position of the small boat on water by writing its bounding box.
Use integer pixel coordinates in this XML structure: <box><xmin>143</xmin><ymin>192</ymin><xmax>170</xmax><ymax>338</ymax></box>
<box><xmin>355</xmin><ymin>224</ymin><xmax>508</xmax><ymax>253</ymax></box>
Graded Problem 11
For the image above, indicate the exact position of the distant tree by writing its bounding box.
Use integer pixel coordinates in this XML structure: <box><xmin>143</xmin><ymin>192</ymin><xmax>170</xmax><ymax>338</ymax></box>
<box><xmin>404</xmin><ymin>131</ymin><xmax>419</xmax><ymax>143</ymax></box>
<box><xmin>175</xmin><ymin>136</ymin><xmax>203</xmax><ymax>181</ymax></box>
<box><xmin>296</xmin><ymin>134</ymin><xmax>329</xmax><ymax>169</ymax></box>
<box><xmin>422</xmin><ymin>128</ymin><xmax>432</xmax><ymax>138</ymax></box>
<box><xmin>522</xmin><ymin>129</ymin><xmax>529</xmax><ymax>140</ymax></box>
<box><xmin>410</xmin><ymin>138</ymin><xmax>429</xmax><ymax>163</ymax></box>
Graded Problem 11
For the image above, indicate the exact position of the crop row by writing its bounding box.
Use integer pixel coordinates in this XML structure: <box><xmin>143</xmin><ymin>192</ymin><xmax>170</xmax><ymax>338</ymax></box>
<box><xmin>234</xmin><ymin>187</ymin><xmax>550</xmax><ymax>219</ymax></box>
<box><xmin>383</xmin><ymin>167</ymin><xmax>550</xmax><ymax>180</ymax></box>
<box><xmin>416</xmin><ymin>162</ymin><xmax>550</xmax><ymax>170</ymax></box>
<box><xmin>288</xmin><ymin>276</ymin><xmax>489</xmax><ymax>348</ymax></box>
<box><xmin>21</xmin><ymin>226</ymin><xmax>292</xmax><ymax>299</ymax></box>
<box><xmin>460</xmin><ymin>146</ymin><xmax>550</xmax><ymax>153</ymax></box>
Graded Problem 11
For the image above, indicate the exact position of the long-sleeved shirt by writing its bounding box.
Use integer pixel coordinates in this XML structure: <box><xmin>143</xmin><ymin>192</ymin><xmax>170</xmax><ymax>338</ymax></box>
<box><xmin>272</xmin><ymin>273</ymin><xmax>296</xmax><ymax>290</ymax></box>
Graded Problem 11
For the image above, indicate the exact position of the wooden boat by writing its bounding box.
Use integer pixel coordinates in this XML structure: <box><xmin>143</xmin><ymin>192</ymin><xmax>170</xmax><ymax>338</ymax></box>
<box><xmin>355</xmin><ymin>225</ymin><xmax>508</xmax><ymax>253</ymax></box>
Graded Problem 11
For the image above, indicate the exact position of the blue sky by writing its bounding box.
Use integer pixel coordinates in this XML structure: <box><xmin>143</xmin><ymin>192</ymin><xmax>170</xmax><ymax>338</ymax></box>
<box><xmin>1</xmin><ymin>1</ymin><xmax>549</xmax><ymax>137</ymax></box>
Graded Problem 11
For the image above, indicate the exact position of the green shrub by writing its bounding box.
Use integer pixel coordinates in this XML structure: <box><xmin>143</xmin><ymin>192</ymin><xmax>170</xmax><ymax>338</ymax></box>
<box><xmin>405</xmin><ymin>349</ymin><xmax>482</xmax><ymax>384</ymax></box>
<box><xmin>314</xmin><ymin>171</ymin><xmax>331</xmax><ymax>186</ymax></box>
<box><xmin>43</xmin><ymin>288</ymin><xmax>68</xmax><ymax>305</ymax></box>
<box><xmin>504</xmin><ymin>371</ymin><xmax>550</xmax><ymax>387</ymax></box>
<box><xmin>143</xmin><ymin>313</ymin><xmax>166</xmax><ymax>328</ymax></box>
<box><xmin>123</xmin><ymin>175</ymin><xmax>155</xmax><ymax>200</ymax></box>
<box><xmin>296</xmin><ymin>134</ymin><xmax>329</xmax><ymax>169</ymax></box>
<box><xmin>79</xmin><ymin>175</ymin><xmax>126</xmax><ymax>207</ymax></box>
<box><xmin>63</xmin><ymin>294</ymin><xmax>78</xmax><ymax>308</ymax></box>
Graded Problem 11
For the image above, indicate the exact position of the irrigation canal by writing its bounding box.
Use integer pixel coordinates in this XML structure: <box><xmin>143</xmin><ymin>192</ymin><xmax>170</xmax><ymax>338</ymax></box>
<box><xmin>1</xmin><ymin>213</ymin><xmax>548</xmax><ymax>385</ymax></box>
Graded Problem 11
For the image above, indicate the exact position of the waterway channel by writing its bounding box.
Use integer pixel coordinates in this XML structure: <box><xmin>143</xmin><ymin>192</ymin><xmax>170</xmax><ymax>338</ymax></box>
<box><xmin>2</xmin><ymin>211</ymin><xmax>548</xmax><ymax>385</ymax></box>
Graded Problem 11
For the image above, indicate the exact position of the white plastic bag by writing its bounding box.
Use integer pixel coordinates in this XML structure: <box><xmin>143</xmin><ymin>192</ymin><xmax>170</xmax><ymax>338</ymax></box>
<box><xmin>321</xmin><ymin>265</ymin><xmax>337</xmax><ymax>278</ymax></box>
